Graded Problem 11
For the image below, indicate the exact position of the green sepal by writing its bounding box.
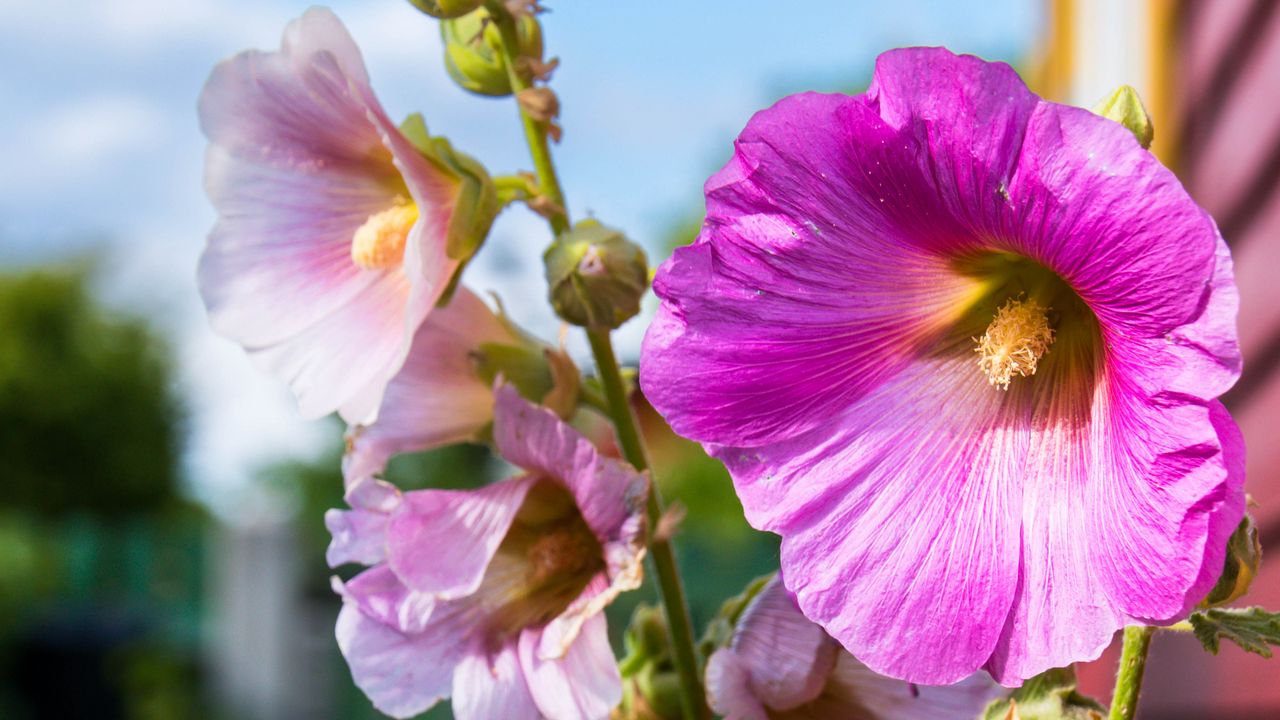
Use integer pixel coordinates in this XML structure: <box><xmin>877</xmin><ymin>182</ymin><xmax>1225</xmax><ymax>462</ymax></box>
<box><xmin>405</xmin><ymin>0</ymin><xmax>482</xmax><ymax>19</ymax></box>
<box><xmin>1201</xmin><ymin>514</ymin><xmax>1262</xmax><ymax>608</ymax></box>
<box><xmin>698</xmin><ymin>572</ymin><xmax>773</xmax><ymax>659</ymax></box>
<box><xmin>1091</xmin><ymin>85</ymin><xmax>1154</xmax><ymax>150</ymax></box>
<box><xmin>981</xmin><ymin>666</ymin><xmax>1106</xmax><ymax>720</ymax></box>
<box><xmin>396</xmin><ymin>113</ymin><xmax>499</xmax><ymax>265</ymax></box>
<box><xmin>616</xmin><ymin>604</ymin><xmax>684</xmax><ymax>720</ymax></box>
<box><xmin>1188</xmin><ymin>607</ymin><xmax>1280</xmax><ymax>658</ymax></box>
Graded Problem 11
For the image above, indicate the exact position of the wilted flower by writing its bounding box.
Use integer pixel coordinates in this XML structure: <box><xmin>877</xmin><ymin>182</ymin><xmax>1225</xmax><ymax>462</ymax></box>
<box><xmin>706</xmin><ymin>576</ymin><xmax>998</xmax><ymax>719</ymax></box>
<box><xmin>342</xmin><ymin>286</ymin><xmax>578</xmax><ymax>489</ymax></box>
<box><xmin>327</xmin><ymin>386</ymin><xmax>647</xmax><ymax>719</ymax></box>
<box><xmin>198</xmin><ymin>8</ymin><xmax>496</xmax><ymax>423</ymax></box>
<box><xmin>641</xmin><ymin>48</ymin><xmax>1245</xmax><ymax>685</ymax></box>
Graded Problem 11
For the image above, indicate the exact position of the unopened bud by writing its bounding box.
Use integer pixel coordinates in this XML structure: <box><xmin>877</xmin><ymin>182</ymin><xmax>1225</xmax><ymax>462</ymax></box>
<box><xmin>615</xmin><ymin>605</ymin><xmax>682</xmax><ymax>720</ymax></box>
<box><xmin>441</xmin><ymin>7</ymin><xmax>543</xmax><ymax>97</ymax></box>
<box><xmin>1202</xmin><ymin>515</ymin><xmax>1262</xmax><ymax>607</ymax></box>
<box><xmin>544</xmin><ymin>220</ymin><xmax>649</xmax><ymax>329</ymax></box>
<box><xmin>405</xmin><ymin>0</ymin><xmax>482</xmax><ymax>19</ymax></box>
<box><xmin>1091</xmin><ymin>85</ymin><xmax>1154</xmax><ymax>149</ymax></box>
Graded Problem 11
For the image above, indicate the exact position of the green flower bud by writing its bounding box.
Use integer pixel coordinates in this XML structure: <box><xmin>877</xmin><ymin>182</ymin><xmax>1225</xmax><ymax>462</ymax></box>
<box><xmin>440</xmin><ymin>7</ymin><xmax>543</xmax><ymax>97</ymax></box>
<box><xmin>1202</xmin><ymin>514</ymin><xmax>1262</xmax><ymax>608</ymax></box>
<box><xmin>544</xmin><ymin>220</ymin><xmax>649</xmax><ymax>329</ymax></box>
<box><xmin>405</xmin><ymin>0</ymin><xmax>482</xmax><ymax>19</ymax></box>
<box><xmin>1091</xmin><ymin>85</ymin><xmax>1154</xmax><ymax>150</ymax></box>
<box><xmin>615</xmin><ymin>605</ymin><xmax>683</xmax><ymax>720</ymax></box>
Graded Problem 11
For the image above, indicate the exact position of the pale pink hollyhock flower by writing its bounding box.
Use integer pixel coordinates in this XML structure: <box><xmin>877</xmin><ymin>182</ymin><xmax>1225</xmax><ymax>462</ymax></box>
<box><xmin>198</xmin><ymin>8</ymin><xmax>492</xmax><ymax>423</ymax></box>
<box><xmin>341</xmin><ymin>286</ymin><xmax>578</xmax><ymax>489</ymax></box>
<box><xmin>707</xmin><ymin>576</ymin><xmax>999</xmax><ymax>720</ymax></box>
<box><xmin>326</xmin><ymin>386</ymin><xmax>647</xmax><ymax>719</ymax></box>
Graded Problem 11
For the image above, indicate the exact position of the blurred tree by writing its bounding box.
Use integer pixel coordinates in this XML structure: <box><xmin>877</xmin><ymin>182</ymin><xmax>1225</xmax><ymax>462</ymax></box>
<box><xmin>0</xmin><ymin>268</ymin><xmax>184</xmax><ymax>515</ymax></box>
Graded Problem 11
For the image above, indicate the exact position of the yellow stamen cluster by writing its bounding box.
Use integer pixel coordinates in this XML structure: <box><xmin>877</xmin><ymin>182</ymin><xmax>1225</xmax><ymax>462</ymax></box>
<box><xmin>350</xmin><ymin>199</ymin><xmax>419</xmax><ymax>270</ymax></box>
<box><xmin>975</xmin><ymin>298</ymin><xmax>1055</xmax><ymax>390</ymax></box>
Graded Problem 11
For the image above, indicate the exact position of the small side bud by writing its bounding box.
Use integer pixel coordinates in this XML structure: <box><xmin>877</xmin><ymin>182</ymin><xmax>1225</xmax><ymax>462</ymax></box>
<box><xmin>1202</xmin><ymin>515</ymin><xmax>1262</xmax><ymax>608</ymax></box>
<box><xmin>1091</xmin><ymin>85</ymin><xmax>1154</xmax><ymax>149</ymax></box>
<box><xmin>616</xmin><ymin>605</ymin><xmax>683</xmax><ymax>720</ymax></box>
<box><xmin>440</xmin><ymin>7</ymin><xmax>543</xmax><ymax>97</ymax></box>
<box><xmin>405</xmin><ymin>0</ymin><xmax>482</xmax><ymax>19</ymax></box>
<box><xmin>544</xmin><ymin>220</ymin><xmax>649</xmax><ymax>329</ymax></box>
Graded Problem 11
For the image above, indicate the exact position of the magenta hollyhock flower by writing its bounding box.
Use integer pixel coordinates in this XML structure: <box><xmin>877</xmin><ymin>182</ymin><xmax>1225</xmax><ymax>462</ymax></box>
<box><xmin>707</xmin><ymin>576</ymin><xmax>998</xmax><ymax>719</ymax></box>
<box><xmin>198</xmin><ymin>8</ymin><xmax>484</xmax><ymax>423</ymax></box>
<box><xmin>640</xmin><ymin>48</ymin><xmax>1245</xmax><ymax>685</ymax></box>
<box><xmin>327</xmin><ymin>385</ymin><xmax>647</xmax><ymax>719</ymax></box>
<box><xmin>341</xmin><ymin>286</ymin><xmax>576</xmax><ymax>489</ymax></box>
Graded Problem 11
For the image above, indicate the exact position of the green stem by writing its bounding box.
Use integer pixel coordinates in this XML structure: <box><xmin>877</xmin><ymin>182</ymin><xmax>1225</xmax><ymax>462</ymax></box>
<box><xmin>587</xmin><ymin>329</ymin><xmax>707</xmax><ymax>720</ymax></box>
<box><xmin>1108</xmin><ymin>625</ymin><xmax>1155</xmax><ymax>720</ymax></box>
<box><xmin>486</xmin><ymin>2</ymin><xmax>568</xmax><ymax>234</ymax></box>
<box><xmin>483</xmin><ymin>4</ymin><xmax>707</xmax><ymax>717</ymax></box>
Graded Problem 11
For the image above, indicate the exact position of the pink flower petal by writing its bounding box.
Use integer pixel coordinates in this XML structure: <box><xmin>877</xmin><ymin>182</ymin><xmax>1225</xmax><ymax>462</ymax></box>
<box><xmin>493</xmin><ymin>385</ymin><xmax>648</xmax><ymax>542</ymax></box>
<box><xmin>386</xmin><ymin>476</ymin><xmax>537</xmax><ymax>598</ymax></box>
<box><xmin>335</xmin><ymin>577</ymin><xmax>468</xmax><ymax>718</ymax></box>
<box><xmin>732</xmin><ymin>577</ymin><xmax>837</xmax><ymax>711</ymax></box>
<box><xmin>518</xmin><ymin>612</ymin><xmax>621</xmax><ymax>720</ymax></box>
<box><xmin>343</xmin><ymin>287</ymin><xmax>515</xmax><ymax>487</ymax></box>
<box><xmin>705</xmin><ymin>648</ymin><xmax>769</xmax><ymax>720</ymax></box>
<box><xmin>452</xmin><ymin>644</ymin><xmax>541</xmax><ymax>720</ymax></box>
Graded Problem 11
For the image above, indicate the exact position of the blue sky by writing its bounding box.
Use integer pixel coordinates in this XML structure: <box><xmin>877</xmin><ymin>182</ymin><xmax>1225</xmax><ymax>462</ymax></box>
<box><xmin>0</xmin><ymin>0</ymin><xmax>1039</xmax><ymax>511</ymax></box>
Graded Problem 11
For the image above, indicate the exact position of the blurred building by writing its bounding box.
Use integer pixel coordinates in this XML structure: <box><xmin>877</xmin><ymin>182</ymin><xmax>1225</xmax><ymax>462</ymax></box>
<box><xmin>1035</xmin><ymin>0</ymin><xmax>1280</xmax><ymax>715</ymax></box>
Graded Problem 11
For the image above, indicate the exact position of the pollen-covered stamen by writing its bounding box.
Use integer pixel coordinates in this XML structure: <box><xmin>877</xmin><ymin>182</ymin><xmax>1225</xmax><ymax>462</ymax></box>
<box><xmin>974</xmin><ymin>297</ymin><xmax>1055</xmax><ymax>390</ymax></box>
<box><xmin>350</xmin><ymin>197</ymin><xmax>419</xmax><ymax>269</ymax></box>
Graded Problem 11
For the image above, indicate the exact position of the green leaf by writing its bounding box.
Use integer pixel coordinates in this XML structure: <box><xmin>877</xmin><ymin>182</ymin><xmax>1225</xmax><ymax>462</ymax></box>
<box><xmin>1189</xmin><ymin>607</ymin><xmax>1280</xmax><ymax>658</ymax></box>
<box><xmin>982</xmin><ymin>667</ymin><xmax>1106</xmax><ymax>720</ymax></box>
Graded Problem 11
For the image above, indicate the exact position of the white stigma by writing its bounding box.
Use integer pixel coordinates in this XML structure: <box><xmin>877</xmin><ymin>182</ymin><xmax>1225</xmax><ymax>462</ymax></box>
<box><xmin>974</xmin><ymin>297</ymin><xmax>1055</xmax><ymax>390</ymax></box>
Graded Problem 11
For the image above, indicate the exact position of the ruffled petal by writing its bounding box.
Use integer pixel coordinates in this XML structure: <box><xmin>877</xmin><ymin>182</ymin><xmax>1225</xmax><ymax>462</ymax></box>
<box><xmin>719</xmin><ymin>355</ymin><xmax>1022</xmax><ymax>684</ymax></box>
<box><xmin>334</xmin><ymin>576</ymin><xmax>467</xmax><ymax>718</ymax></box>
<box><xmin>493</xmin><ymin>385</ymin><xmax>649</xmax><ymax>543</ymax></box>
<box><xmin>733</xmin><ymin>577</ymin><xmax>836</xmax><ymax>710</ymax></box>
<box><xmin>705</xmin><ymin>648</ymin><xmax>769</xmax><ymax>720</ymax></box>
<box><xmin>817</xmin><ymin>653</ymin><xmax>999</xmax><ymax>720</ymax></box>
<box><xmin>518</xmin><ymin>612</ymin><xmax>621</xmax><ymax>720</ymax></box>
<box><xmin>343</xmin><ymin>288</ymin><xmax>513</xmax><ymax>486</ymax></box>
<box><xmin>386</xmin><ymin>475</ymin><xmax>537</xmax><ymax>599</ymax></box>
<box><xmin>326</xmin><ymin>479</ymin><xmax>402</xmax><ymax>567</ymax></box>
<box><xmin>336</xmin><ymin>566</ymin><xmax>435</xmax><ymax>634</ymax></box>
<box><xmin>452</xmin><ymin>644</ymin><xmax>540</xmax><ymax>720</ymax></box>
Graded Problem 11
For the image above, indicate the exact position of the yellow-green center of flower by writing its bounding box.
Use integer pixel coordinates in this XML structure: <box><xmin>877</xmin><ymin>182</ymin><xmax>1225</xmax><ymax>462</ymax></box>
<box><xmin>974</xmin><ymin>297</ymin><xmax>1055</xmax><ymax>390</ymax></box>
<box><xmin>480</xmin><ymin>481</ymin><xmax>605</xmax><ymax>649</ymax></box>
<box><xmin>350</xmin><ymin>198</ymin><xmax>418</xmax><ymax>269</ymax></box>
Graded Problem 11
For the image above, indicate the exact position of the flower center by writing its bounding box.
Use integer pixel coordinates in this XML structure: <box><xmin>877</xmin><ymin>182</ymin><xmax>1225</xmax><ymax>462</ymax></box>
<box><xmin>350</xmin><ymin>198</ymin><xmax>418</xmax><ymax>270</ymax></box>
<box><xmin>974</xmin><ymin>297</ymin><xmax>1055</xmax><ymax>390</ymax></box>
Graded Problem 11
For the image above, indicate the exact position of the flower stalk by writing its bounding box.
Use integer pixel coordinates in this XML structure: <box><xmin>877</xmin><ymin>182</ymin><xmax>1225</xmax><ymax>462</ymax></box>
<box><xmin>1108</xmin><ymin>625</ymin><xmax>1155</xmax><ymax>720</ymax></box>
<box><xmin>484</xmin><ymin>3</ymin><xmax>707</xmax><ymax>716</ymax></box>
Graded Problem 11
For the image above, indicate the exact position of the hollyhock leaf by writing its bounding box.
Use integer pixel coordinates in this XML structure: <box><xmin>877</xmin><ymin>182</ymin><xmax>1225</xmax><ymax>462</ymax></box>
<box><xmin>981</xmin><ymin>667</ymin><xmax>1105</xmax><ymax>720</ymax></box>
<box><xmin>1189</xmin><ymin>607</ymin><xmax>1280</xmax><ymax>658</ymax></box>
<box><xmin>642</xmin><ymin>46</ymin><xmax>1244</xmax><ymax>684</ymax></box>
<box><xmin>452</xmin><ymin>644</ymin><xmax>540</xmax><ymax>720</ymax></box>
